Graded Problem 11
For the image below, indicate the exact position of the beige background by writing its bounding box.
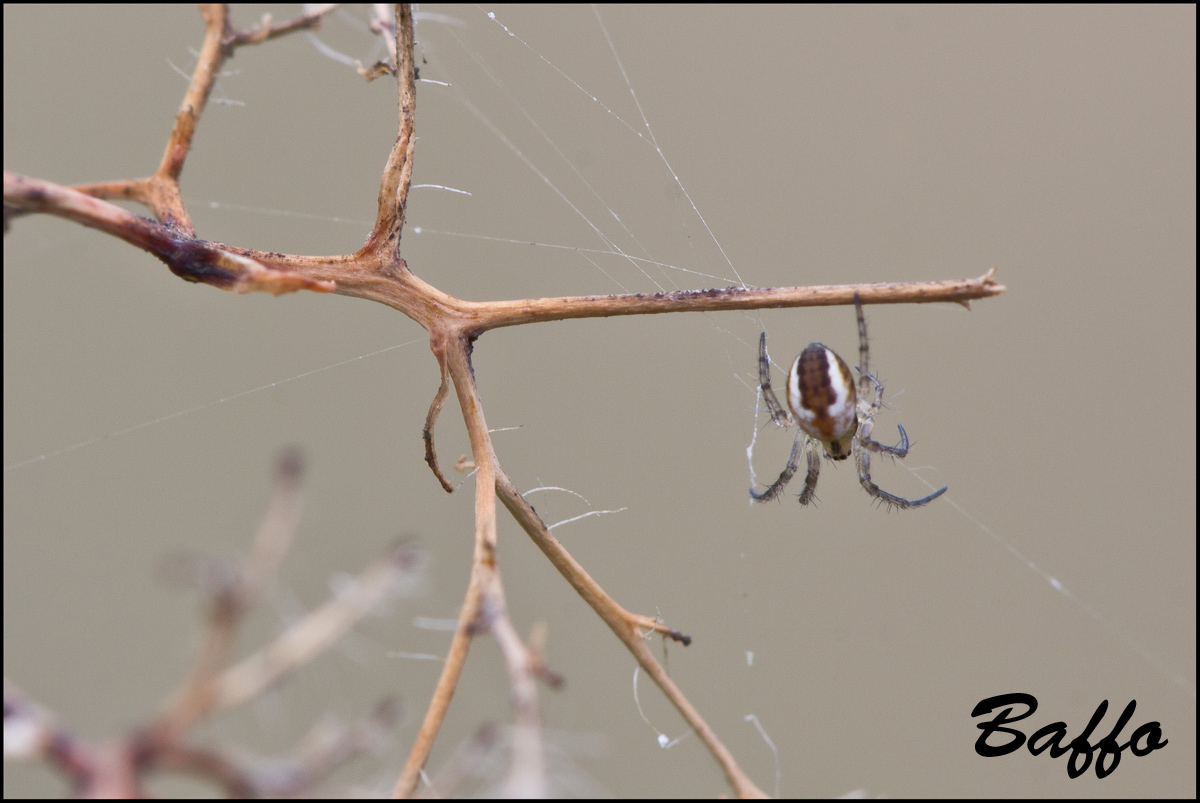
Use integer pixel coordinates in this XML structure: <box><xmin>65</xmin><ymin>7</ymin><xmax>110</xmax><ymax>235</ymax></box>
<box><xmin>5</xmin><ymin>4</ymin><xmax>1194</xmax><ymax>797</ymax></box>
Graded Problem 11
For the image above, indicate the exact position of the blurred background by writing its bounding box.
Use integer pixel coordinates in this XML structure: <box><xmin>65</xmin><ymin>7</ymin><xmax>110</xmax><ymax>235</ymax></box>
<box><xmin>5</xmin><ymin>4</ymin><xmax>1194</xmax><ymax>797</ymax></box>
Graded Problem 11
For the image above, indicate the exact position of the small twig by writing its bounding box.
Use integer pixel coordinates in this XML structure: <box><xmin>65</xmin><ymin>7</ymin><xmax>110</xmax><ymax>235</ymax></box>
<box><xmin>494</xmin><ymin>467</ymin><xmax>761</xmax><ymax>796</ymax></box>
<box><xmin>464</xmin><ymin>269</ymin><xmax>1004</xmax><ymax>333</ymax></box>
<box><xmin>224</xmin><ymin>4</ymin><xmax>336</xmax><ymax>47</ymax></box>
<box><xmin>150</xmin><ymin>698</ymin><xmax>401</xmax><ymax>797</ymax></box>
<box><xmin>415</xmin><ymin>725</ymin><xmax>499</xmax><ymax>799</ymax></box>
<box><xmin>423</xmin><ymin>344</ymin><xmax>455</xmax><ymax>492</ymax></box>
<box><xmin>141</xmin><ymin>740</ymin><xmax>256</xmax><ymax>797</ymax></box>
<box><xmin>480</xmin><ymin>584</ymin><xmax>547</xmax><ymax>797</ymax></box>
<box><xmin>2</xmin><ymin>172</ymin><xmax>336</xmax><ymax>295</ymax></box>
<box><xmin>214</xmin><ymin>542</ymin><xmax>421</xmax><ymax>711</ymax></box>
<box><xmin>151</xmin><ymin>449</ymin><xmax>308</xmax><ymax>740</ymax></box>
<box><xmin>526</xmin><ymin>621</ymin><xmax>565</xmax><ymax>689</ymax></box>
<box><xmin>259</xmin><ymin>699</ymin><xmax>403</xmax><ymax>797</ymax></box>
<box><xmin>363</xmin><ymin>3</ymin><xmax>416</xmax><ymax>259</ymax></box>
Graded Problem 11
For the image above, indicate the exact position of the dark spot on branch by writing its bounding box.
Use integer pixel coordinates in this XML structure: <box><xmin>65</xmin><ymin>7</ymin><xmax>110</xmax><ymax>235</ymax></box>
<box><xmin>156</xmin><ymin>238</ymin><xmax>239</xmax><ymax>288</ymax></box>
<box><xmin>664</xmin><ymin>627</ymin><xmax>692</xmax><ymax>646</ymax></box>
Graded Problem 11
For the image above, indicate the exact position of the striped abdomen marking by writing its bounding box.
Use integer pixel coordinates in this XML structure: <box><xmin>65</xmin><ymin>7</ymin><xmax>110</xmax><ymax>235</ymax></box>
<box><xmin>787</xmin><ymin>343</ymin><xmax>858</xmax><ymax>459</ymax></box>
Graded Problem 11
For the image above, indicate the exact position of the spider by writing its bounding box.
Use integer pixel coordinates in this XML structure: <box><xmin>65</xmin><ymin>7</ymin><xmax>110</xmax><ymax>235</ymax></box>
<box><xmin>750</xmin><ymin>292</ymin><xmax>947</xmax><ymax>510</ymax></box>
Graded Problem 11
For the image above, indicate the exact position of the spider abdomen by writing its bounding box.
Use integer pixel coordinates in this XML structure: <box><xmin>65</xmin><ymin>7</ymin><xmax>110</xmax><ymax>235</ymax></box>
<box><xmin>787</xmin><ymin>343</ymin><xmax>858</xmax><ymax>459</ymax></box>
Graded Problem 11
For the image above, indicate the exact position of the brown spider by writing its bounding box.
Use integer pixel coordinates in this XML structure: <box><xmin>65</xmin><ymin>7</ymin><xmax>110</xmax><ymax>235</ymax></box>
<box><xmin>751</xmin><ymin>293</ymin><xmax>947</xmax><ymax>509</ymax></box>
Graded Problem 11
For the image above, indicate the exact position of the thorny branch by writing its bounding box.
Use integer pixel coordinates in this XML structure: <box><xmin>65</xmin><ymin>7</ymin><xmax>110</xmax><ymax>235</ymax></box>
<box><xmin>4</xmin><ymin>4</ymin><xmax>1005</xmax><ymax>798</ymax></box>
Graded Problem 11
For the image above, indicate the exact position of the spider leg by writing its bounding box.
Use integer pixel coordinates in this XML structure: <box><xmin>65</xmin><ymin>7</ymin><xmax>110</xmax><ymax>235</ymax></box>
<box><xmin>854</xmin><ymin>295</ymin><xmax>899</xmax><ymax>416</ymax></box>
<box><xmin>861</xmin><ymin>422</ymin><xmax>911</xmax><ymax>458</ymax></box>
<box><xmin>856</xmin><ymin>344</ymin><xmax>905</xmax><ymax>455</ymax></box>
<box><xmin>757</xmin><ymin>332</ymin><xmax>794</xmax><ymax>427</ymax></box>
<box><xmin>850</xmin><ymin>293</ymin><xmax>946</xmax><ymax>509</ymax></box>
<box><xmin>854</xmin><ymin>292</ymin><xmax>872</xmax><ymax>402</ymax></box>
<box><xmin>861</xmin><ymin>370</ymin><xmax>886</xmax><ymax>420</ymax></box>
<box><xmin>793</xmin><ymin>438</ymin><xmax>822</xmax><ymax>506</ymax></box>
<box><xmin>855</xmin><ymin>442</ymin><xmax>947</xmax><ymax>510</ymax></box>
<box><xmin>751</xmin><ymin>429</ymin><xmax>805</xmax><ymax>502</ymax></box>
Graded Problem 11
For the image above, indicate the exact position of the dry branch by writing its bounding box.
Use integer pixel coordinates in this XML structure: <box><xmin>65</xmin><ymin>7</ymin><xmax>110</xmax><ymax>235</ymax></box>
<box><xmin>3</xmin><ymin>453</ymin><xmax>419</xmax><ymax>797</ymax></box>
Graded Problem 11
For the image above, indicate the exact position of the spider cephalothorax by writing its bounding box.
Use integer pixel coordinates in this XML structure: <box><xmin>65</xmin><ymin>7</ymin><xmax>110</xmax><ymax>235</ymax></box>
<box><xmin>751</xmin><ymin>293</ymin><xmax>947</xmax><ymax>509</ymax></box>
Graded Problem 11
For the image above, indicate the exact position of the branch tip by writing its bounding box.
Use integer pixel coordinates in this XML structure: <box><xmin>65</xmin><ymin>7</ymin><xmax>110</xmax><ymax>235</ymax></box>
<box><xmin>423</xmin><ymin>353</ymin><xmax>455</xmax><ymax>493</ymax></box>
